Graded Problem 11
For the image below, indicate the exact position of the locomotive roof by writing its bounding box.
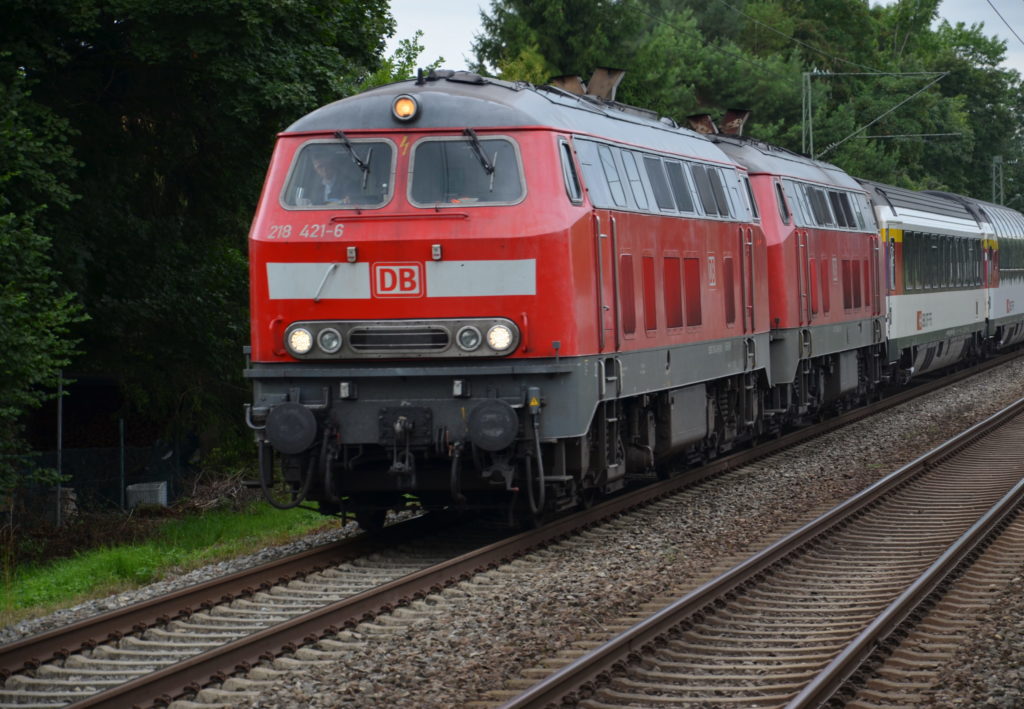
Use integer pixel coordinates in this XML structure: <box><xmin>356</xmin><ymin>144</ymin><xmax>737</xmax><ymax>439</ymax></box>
<box><xmin>857</xmin><ymin>179</ymin><xmax>982</xmax><ymax>225</ymax></box>
<box><xmin>286</xmin><ymin>70</ymin><xmax>732</xmax><ymax>165</ymax></box>
<box><xmin>713</xmin><ymin>136</ymin><xmax>862</xmax><ymax>191</ymax></box>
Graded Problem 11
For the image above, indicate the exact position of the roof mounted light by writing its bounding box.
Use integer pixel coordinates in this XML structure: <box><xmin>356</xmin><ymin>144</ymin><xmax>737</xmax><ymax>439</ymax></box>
<box><xmin>392</xmin><ymin>94</ymin><xmax>419</xmax><ymax>122</ymax></box>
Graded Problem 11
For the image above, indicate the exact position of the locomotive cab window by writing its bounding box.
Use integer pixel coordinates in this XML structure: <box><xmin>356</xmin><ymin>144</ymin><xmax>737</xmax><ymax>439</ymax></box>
<box><xmin>409</xmin><ymin>135</ymin><xmax>525</xmax><ymax>206</ymax></box>
<box><xmin>283</xmin><ymin>139</ymin><xmax>396</xmax><ymax>209</ymax></box>
<box><xmin>559</xmin><ymin>140</ymin><xmax>583</xmax><ymax>204</ymax></box>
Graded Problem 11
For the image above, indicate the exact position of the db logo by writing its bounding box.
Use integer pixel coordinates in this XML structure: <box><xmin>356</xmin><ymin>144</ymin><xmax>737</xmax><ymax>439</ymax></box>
<box><xmin>372</xmin><ymin>262</ymin><xmax>423</xmax><ymax>297</ymax></box>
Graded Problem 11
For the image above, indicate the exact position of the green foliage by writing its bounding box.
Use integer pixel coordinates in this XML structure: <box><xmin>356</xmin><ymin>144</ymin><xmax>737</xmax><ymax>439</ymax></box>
<box><xmin>473</xmin><ymin>0</ymin><xmax>1024</xmax><ymax>201</ymax></box>
<box><xmin>361</xmin><ymin>30</ymin><xmax>444</xmax><ymax>90</ymax></box>
<box><xmin>0</xmin><ymin>0</ymin><xmax>395</xmax><ymax>446</ymax></box>
<box><xmin>0</xmin><ymin>60</ymin><xmax>84</xmax><ymax>492</ymax></box>
<box><xmin>3</xmin><ymin>503</ymin><xmax>336</xmax><ymax>614</ymax></box>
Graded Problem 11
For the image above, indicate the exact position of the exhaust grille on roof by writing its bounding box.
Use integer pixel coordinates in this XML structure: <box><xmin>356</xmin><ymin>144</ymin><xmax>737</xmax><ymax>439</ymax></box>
<box><xmin>586</xmin><ymin>67</ymin><xmax>626</xmax><ymax>101</ymax></box>
<box><xmin>687</xmin><ymin>114</ymin><xmax>718</xmax><ymax>134</ymax></box>
<box><xmin>721</xmin><ymin>109</ymin><xmax>751</xmax><ymax>136</ymax></box>
<box><xmin>550</xmin><ymin>75</ymin><xmax>586</xmax><ymax>95</ymax></box>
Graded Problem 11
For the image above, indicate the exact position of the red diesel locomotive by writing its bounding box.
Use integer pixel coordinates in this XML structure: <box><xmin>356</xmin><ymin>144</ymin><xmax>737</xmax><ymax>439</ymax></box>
<box><xmin>246</xmin><ymin>68</ymin><xmax>1010</xmax><ymax>529</ymax></box>
<box><xmin>244</xmin><ymin>69</ymin><xmax>788</xmax><ymax>527</ymax></box>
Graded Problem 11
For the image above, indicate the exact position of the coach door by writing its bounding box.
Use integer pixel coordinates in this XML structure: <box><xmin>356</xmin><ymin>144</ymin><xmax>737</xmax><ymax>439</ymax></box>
<box><xmin>594</xmin><ymin>212</ymin><xmax>621</xmax><ymax>351</ymax></box>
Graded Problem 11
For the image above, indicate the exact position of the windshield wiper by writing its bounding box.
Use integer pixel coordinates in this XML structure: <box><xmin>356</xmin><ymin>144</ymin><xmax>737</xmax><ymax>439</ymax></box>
<box><xmin>334</xmin><ymin>130</ymin><xmax>371</xmax><ymax>188</ymax></box>
<box><xmin>463</xmin><ymin>127</ymin><xmax>497</xmax><ymax>191</ymax></box>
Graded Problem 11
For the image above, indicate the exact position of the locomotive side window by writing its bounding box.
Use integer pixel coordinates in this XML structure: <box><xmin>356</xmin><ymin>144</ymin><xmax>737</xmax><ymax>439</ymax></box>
<box><xmin>775</xmin><ymin>182</ymin><xmax>790</xmax><ymax>225</ymax></box>
<box><xmin>559</xmin><ymin>140</ymin><xmax>583</xmax><ymax>204</ymax></box>
<box><xmin>742</xmin><ymin>175</ymin><xmax>759</xmax><ymax>220</ymax></box>
<box><xmin>827</xmin><ymin>191</ymin><xmax>850</xmax><ymax>227</ymax></box>
<box><xmin>409</xmin><ymin>135</ymin><xmax>525</xmax><ymax>207</ymax></box>
<box><xmin>806</xmin><ymin>186</ymin><xmax>834</xmax><ymax>226</ymax></box>
<box><xmin>620</xmin><ymin>151</ymin><xmax>649</xmax><ymax>210</ymax></box>
<box><xmin>643</xmin><ymin>156</ymin><xmax>676</xmax><ymax>212</ymax></box>
<box><xmin>859</xmin><ymin>195</ymin><xmax>878</xmax><ymax>231</ymax></box>
<box><xmin>781</xmin><ymin>180</ymin><xmax>809</xmax><ymax>227</ymax></box>
<box><xmin>691</xmin><ymin>164</ymin><xmax>719</xmax><ymax>216</ymax></box>
<box><xmin>282</xmin><ymin>139</ymin><xmax>395</xmax><ymax>209</ymax></box>
<box><xmin>665</xmin><ymin>162</ymin><xmax>696</xmax><ymax>213</ymax></box>
<box><xmin>708</xmin><ymin>167</ymin><xmax>731</xmax><ymax>218</ymax></box>
<box><xmin>598</xmin><ymin>144</ymin><xmax>628</xmax><ymax>207</ymax></box>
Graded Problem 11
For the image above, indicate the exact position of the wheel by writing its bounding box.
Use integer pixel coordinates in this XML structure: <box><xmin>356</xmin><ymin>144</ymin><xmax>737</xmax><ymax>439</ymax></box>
<box><xmin>355</xmin><ymin>508</ymin><xmax>388</xmax><ymax>534</ymax></box>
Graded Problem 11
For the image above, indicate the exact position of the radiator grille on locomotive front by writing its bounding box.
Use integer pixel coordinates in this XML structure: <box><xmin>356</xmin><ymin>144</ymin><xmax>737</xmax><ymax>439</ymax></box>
<box><xmin>347</xmin><ymin>325</ymin><xmax>451</xmax><ymax>352</ymax></box>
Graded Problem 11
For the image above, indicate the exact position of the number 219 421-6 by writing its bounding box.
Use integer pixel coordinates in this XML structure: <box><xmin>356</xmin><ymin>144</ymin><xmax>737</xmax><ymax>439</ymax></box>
<box><xmin>266</xmin><ymin>223</ymin><xmax>345</xmax><ymax>239</ymax></box>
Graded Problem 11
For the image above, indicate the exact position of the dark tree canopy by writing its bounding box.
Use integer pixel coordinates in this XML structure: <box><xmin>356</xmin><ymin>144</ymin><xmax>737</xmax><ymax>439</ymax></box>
<box><xmin>0</xmin><ymin>60</ymin><xmax>83</xmax><ymax>489</ymax></box>
<box><xmin>0</xmin><ymin>0</ymin><xmax>394</xmax><ymax>448</ymax></box>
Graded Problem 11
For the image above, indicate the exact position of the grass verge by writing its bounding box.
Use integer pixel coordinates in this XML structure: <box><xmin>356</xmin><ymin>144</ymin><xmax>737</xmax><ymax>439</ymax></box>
<box><xmin>1</xmin><ymin>503</ymin><xmax>340</xmax><ymax>627</ymax></box>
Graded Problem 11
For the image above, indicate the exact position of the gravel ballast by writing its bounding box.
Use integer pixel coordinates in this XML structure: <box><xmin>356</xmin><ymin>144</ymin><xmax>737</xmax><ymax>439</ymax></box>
<box><xmin>5</xmin><ymin>361</ymin><xmax>1024</xmax><ymax>707</ymax></box>
<box><xmin>232</xmin><ymin>361</ymin><xmax>1024</xmax><ymax>708</ymax></box>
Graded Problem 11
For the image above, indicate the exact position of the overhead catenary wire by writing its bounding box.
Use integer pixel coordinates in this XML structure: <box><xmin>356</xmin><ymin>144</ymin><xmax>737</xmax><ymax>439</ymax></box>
<box><xmin>985</xmin><ymin>0</ymin><xmax>1024</xmax><ymax>49</ymax></box>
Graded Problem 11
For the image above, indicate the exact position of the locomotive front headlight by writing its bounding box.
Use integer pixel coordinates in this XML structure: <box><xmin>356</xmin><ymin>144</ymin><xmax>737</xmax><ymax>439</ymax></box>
<box><xmin>456</xmin><ymin>325</ymin><xmax>483</xmax><ymax>351</ymax></box>
<box><xmin>317</xmin><ymin>327</ymin><xmax>343</xmax><ymax>354</ymax></box>
<box><xmin>287</xmin><ymin>327</ymin><xmax>313</xmax><ymax>355</ymax></box>
<box><xmin>486</xmin><ymin>324</ymin><xmax>515</xmax><ymax>352</ymax></box>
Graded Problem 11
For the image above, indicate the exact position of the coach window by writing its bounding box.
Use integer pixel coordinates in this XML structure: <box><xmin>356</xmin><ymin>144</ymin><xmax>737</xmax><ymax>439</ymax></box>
<box><xmin>909</xmin><ymin>233</ymin><xmax>917</xmax><ymax>293</ymax></box>
<box><xmin>644</xmin><ymin>156</ymin><xmax>676</xmax><ymax>212</ymax></box>
<box><xmin>621</xmin><ymin>151</ymin><xmax>649</xmax><ymax>210</ymax></box>
<box><xmin>559</xmin><ymin>140</ymin><xmax>583</xmax><ymax>204</ymax></box>
<box><xmin>409</xmin><ymin>135</ymin><xmax>525</xmax><ymax>206</ymax></box>
<box><xmin>283</xmin><ymin>139</ymin><xmax>396</xmax><ymax>210</ymax></box>
<box><xmin>665</xmin><ymin>162</ymin><xmax>696</xmax><ymax>213</ymax></box>
<box><xmin>598</xmin><ymin>144</ymin><xmax>628</xmax><ymax>208</ymax></box>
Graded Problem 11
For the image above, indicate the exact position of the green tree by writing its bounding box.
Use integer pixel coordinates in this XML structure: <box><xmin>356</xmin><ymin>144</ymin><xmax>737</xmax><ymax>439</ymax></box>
<box><xmin>361</xmin><ymin>30</ymin><xmax>444</xmax><ymax>90</ymax></box>
<box><xmin>0</xmin><ymin>62</ymin><xmax>83</xmax><ymax>491</ymax></box>
<box><xmin>473</xmin><ymin>0</ymin><xmax>1024</xmax><ymax>203</ymax></box>
<box><xmin>0</xmin><ymin>0</ymin><xmax>394</xmax><ymax>445</ymax></box>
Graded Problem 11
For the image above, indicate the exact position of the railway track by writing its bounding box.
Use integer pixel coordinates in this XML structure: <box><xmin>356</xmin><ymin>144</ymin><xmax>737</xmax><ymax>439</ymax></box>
<box><xmin>0</xmin><ymin>353</ymin><xmax>1017</xmax><ymax>709</ymax></box>
<box><xmin>495</xmin><ymin>395</ymin><xmax>1024</xmax><ymax>708</ymax></box>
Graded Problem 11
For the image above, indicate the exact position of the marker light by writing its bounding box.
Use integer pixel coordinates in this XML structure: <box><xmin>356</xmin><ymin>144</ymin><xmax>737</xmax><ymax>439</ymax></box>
<box><xmin>392</xmin><ymin>95</ymin><xmax>418</xmax><ymax>121</ymax></box>
<box><xmin>287</xmin><ymin>328</ymin><xmax>313</xmax><ymax>355</ymax></box>
<box><xmin>317</xmin><ymin>327</ymin><xmax>343</xmax><ymax>354</ymax></box>
<box><xmin>486</xmin><ymin>324</ymin><xmax>514</xmax><ymax>352</ymax></box>
<box><xmin>456</xmin><ymin>326</ymin><xmax>483</xmax><ymax>351</ymax></box>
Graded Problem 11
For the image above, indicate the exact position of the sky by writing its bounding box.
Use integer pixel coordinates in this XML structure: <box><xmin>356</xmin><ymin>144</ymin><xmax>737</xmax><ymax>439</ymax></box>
<box><xmin>385</xmin><ymin>0</ymin><xmax>1024</xmax><ymax>75</ymax></box>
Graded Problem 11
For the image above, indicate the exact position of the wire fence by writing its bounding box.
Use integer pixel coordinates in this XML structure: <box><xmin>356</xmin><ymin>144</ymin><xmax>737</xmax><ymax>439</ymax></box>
<box><xmin>17</xmin><ymin>439</ymin><xmax>194</xmax><ymax>526</ymax></box>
